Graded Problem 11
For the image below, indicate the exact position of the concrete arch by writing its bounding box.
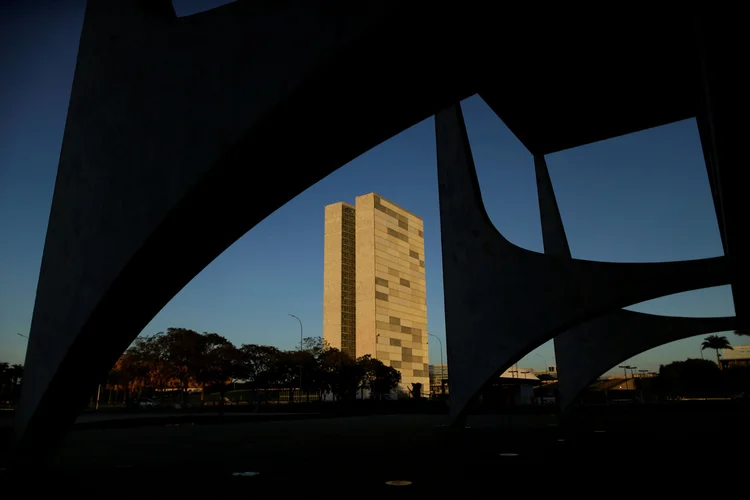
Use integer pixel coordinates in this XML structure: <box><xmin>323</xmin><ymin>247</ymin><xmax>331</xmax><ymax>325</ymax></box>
<box><xmin>434</xmin><ymin>103</ymin><xmax>729</xmax><ymax>424</ymax></box>
<box><xmin>14</xmin><ymin>4</ymin><xmax>739</xmax><ymax>465</ymax></box>
<box><xmin>14</xmin><ymin>2</ymin><xmax>487</xmax><ymax>462</ymax></box>
<box><xmin>554</xmin><ymin>311</ymin><xmax>737</xmax><ymax>410</ymax></box>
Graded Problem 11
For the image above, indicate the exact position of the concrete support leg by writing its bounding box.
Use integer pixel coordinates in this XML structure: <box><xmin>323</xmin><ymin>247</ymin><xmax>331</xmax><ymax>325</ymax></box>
<box><xmin>13</xmin><ymin>2</ymin><xmax>481</xmax><ymax>465</ymax></box>
<box><xmin>435</xmin><ymin>103</ymin><xmax>729</xmax><ymax>423</ymax></box>
<box><xmin>533</xmin><ymin>155</ymin><xmax>734</xmax><ymax>410</ymax></box>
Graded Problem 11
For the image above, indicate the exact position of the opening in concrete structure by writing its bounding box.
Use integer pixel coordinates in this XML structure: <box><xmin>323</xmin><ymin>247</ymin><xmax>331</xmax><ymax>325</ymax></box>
<box><xmin>545</xmin><ymin>118</ymin><xmax>722</xmax><ymax>264</ymax></box>
<box><xmin>580</xmin><ymin>334</ymin><xmax>736</xmax><ymax>406</ymax></box>
<box><xmin>626</xmin><ymin>285</ymin><xmax>735</xmax><ymax>318</ymax></box>
<box><xmin>173</xmin><ymin>0</ymin><xmax>236</xmax><ymax>17</ymax></box>
<box><xmin>603</xmin><ymin>325</ymin><xmax>743</xmax><ymax>381</ymax></box>
<box><xmin>91</xmin><ymin>114</ymin><xmax>447</xmax><ymax>413</ymax></box>
<box><xmin>463</xmin><ymin>95</ymin><xmax>542</xmax><ymax>253</ymax></box>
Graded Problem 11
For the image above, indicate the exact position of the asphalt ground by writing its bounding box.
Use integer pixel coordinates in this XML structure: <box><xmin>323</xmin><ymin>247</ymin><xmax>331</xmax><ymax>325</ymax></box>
<box><xmin>1</xmin><ymin>404</ymin><xmax>746</xmax><ymax>497</ymax></box>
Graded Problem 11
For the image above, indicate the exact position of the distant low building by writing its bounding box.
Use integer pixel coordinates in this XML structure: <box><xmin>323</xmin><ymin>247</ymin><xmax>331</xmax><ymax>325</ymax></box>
<box><xmin>499</xmin><ymin>367</ymin><xmax>539</xmax><ymax>381</ymax></box>
<box><xmin>721</xmin><ymin>345</ymin><xmax>750</xmax><ymax>368</ymax></box>
<box><xmin>429</xmin><ymin>364</ymin><xmax>448</xmax><ymax>395</ymax></box>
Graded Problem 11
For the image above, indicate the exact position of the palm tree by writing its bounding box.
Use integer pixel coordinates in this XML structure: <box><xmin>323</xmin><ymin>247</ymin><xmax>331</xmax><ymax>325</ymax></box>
<box><xmin>701</xmin><ymin>335</ymin><xmax>733</xmax><ymax>369</ymax></box>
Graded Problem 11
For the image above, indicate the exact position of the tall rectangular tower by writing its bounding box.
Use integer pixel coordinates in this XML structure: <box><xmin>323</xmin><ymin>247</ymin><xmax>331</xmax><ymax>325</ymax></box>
<box><xmin>356</xmin><ymin>193</ymin><xmax>429</xmax><ymax>392</ymax></box>
<box><xmin>322</xmin><ymin>202</ymin><xmax>357</xmax><ymax>358</ymax></box>
<box><xmin>323</xmin><ymin>193</ymin><xmax>429</xmax><ymax>393</ymax></box>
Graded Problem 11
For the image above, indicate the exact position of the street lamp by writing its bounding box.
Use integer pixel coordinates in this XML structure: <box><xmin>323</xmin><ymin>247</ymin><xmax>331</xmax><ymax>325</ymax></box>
<box><xmin>17</xmin><ymin>333</ymin><xmax>28</xmax><ymax>339</ymax></box>
<box><xmin>535</xmin><ymin>353</ymin><xmax>548</xmax><ymax>372</ymax></box>
<box><xmin>288</xmin><ymin>314</ymin><xmax>303</xmax><ymax>403</ymax></box>
<box><xmin>619</xmin><ymin>365</ymin><xmax>632</xmax><ymax>390</ymax></box>
<box><xmin>428</xmin><ymin>333</ymin><xmax>445</xmax><ymax>395</ymax></box>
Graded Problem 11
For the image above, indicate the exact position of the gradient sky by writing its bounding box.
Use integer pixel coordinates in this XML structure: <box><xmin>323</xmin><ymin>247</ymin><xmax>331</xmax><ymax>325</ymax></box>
<box><xmin>0</xmin><ymin>1</ymin><xmax>740</xmax><ymax>375</ymax></box>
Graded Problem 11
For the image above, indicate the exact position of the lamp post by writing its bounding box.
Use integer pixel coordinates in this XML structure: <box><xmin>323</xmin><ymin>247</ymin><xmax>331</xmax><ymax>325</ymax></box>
<box><xmin>428</xmin><ymin>333</ymin><xmax>445</xmax><ymax>395</ymax></box>
<box><xmin>288</xmin><ymin>314</ymin><xmax>303</xmax><ymax>403</ymax></box>
<box><xmin>619</xmin><ymin>365</ymin><xmax>632</xmax><ymax>390</ymax></box>
<box><xmin>535</xmin><ymin>353</ymin><xmax>548</xmax><ymax>372</ymax></box>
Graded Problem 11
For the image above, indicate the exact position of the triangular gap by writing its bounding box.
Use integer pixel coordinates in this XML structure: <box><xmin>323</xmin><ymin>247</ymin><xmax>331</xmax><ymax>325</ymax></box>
<box><xmin>626</xmin><ymin>285</ymin><xmax>735</xmax><ymax>318</ymax></box>
<box><xmin>173</xmin><ymin>0</ymin><xmax>236</xmax><ymax>17</ymax></box>
<box><xmin>461</xmin><ymin>95</ymin><xmax>543</xmax><ymax>253</ymax></box>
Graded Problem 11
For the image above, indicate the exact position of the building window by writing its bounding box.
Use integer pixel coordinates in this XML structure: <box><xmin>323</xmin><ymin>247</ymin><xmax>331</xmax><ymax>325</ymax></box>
<box><xmin>401</xmin><ymin>326</ymin><xmax>412</xmax><ymax>334</ymax></box>
<box><xmin>409</xmin><ymin>250</ymin><xmax>419</xmax><ymax>259</ymax></box>
<box><xmin>398</xmin><ymin>220</ymin><xmax>408</xmax><ymax>230</ymax></box>
<box><xmin>400</xmin><ymin>278</ymin><xmax>410</xmax><ymax>288</ymax></box>
<box><xmin>386</xmin><ymin>227</ymin><xmax>409</xmax><ymax>242</ymax></box>
<box><xmin>389</xmin><ymin>316</ymin><xmax>401</xmax><ymax>325</ymax></box>
<box><xmin>375</xmin><ymin>291</ymin><xmax>389</xmax><ymax>301</ymax></box>
<box><xmin>389</xmin><ymin>338</ymin><xmax>401</xmax><ymax>347</ymax></box>
<box><xmin>375</xmin><ymin>277</ymin><xmax>389</xmax><ymax>287</ymax></box>
<box><xmin>418</xmin><ymin>230</ymin><xmax>423</xmax><ymax>238</ymax></box>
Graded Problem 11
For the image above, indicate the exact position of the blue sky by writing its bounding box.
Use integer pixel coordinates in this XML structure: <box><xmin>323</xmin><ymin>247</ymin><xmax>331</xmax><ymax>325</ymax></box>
<box><xmin>0</xmin><ymin>1</ymin><xmax>740</xmax><ymax>375</ymax></box>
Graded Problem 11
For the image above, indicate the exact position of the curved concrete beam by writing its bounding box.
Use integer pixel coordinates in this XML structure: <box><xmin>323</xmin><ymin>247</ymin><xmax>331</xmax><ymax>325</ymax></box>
<box><xmin>434</xmin><ymin>103</ymin><xmax>729</xmax><ymax>423</ymax></box>
<box><xmin>555</xmin><ymin>311</ymin><xmax>736</xmax><ymax>410</ymax></box>
<box><xmin>15</xmin><ymin>2</ymin><xmax>489</xmax><ymax>462</ymax></box>
<box><xmin>532</xmin><ymin>155</ymin><xmax>734</xmax><ymax>410</ymax></box>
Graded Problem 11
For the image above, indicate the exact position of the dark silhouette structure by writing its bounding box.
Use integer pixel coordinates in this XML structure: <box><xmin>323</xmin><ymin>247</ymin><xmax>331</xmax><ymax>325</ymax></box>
<box><xmin>534</xmin><ymin>154</ymin><xmax>737</xmax><ymax>411</ymax></box>
<box><xmin>14</xmin><ymin>2</ymin><xmax>744</xmax><ymax>462</ymax></box>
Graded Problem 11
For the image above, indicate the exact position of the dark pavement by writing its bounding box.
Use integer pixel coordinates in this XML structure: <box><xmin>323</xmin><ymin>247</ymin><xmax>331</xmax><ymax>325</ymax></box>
<box><xmin>2</xmin><ymin>403</ymin><xmax>746</xmax><ymax>497</ymax></box>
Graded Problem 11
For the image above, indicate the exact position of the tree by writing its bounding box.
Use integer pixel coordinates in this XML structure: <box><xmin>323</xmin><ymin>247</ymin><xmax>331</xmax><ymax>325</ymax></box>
<box><xmin>301</xmin><ymin>336</ymin><xmax>329</xmax><ymax>357</ymax></box>
<box><xmin>129</xmin><ymin>333</ymin><xmax>177</xmax><ymax>399</ymax></box>
<box><xmin>0</xmin><ymin>364</ymin><xmax>24</xmax><ymax>404</ymax></box>
<box><xmin>734</xmin><ymin>329</ymin><xmax>750</xmax><ymax>337</ymax></box>
<box><xmin>161</xmin><ymin>328</ymin><xmax>206</xmax><ymax>404</ymax></box>
<box><xmin>0</xmin><ymin>363</ymin><xmax>8</xmax><ymax>400</ymax></box>
<box><xmin>237</xmin><ymin>344</ymin><xmax>285</xmax><ymax>389</ymax></box>
<box><xmin>297</xmin><ymin>337</ymin><xmax>332</xmax><ymax>401</ymax></box>
<box><xmin>198</xmin><ymin>334</ymin><xmax>240</xmax><ymax>414</ymax></box>
<box><xmin>320</xmin><ymin>348</ymin><xmax>363</xmax><ymax>401</ymax></box>
<box><xmin>372</xmin><ymin>361</ymin><xmax>401</xmax><ymax>399</ymax></box>
<box><xmin>410</xmin><ymin>382</ymin><xmax>423</xmax><ymax>399</ymax></box>
<box><xmin>654</xmin><ymin>359</ymin><xmax>722</xmax><ymax>398</ymax></box>
<box><xmin>8</xmin><ymin>364</ymin><xmax>23</xmax><ymax>386</ymax></box>
<box><xmin>116</xmin><ymin>349</ymin><xmax>149</xmax><ymax>404</ymax></box>
<box><xmin>357</xmin><ymin>355</ymin><xmax>401</xmax><ymax>399</ymax></box>
<box><xmin>701</xmin><ymin>335</ymin><xmax>733</xmax><ymax>369</ymax></box>
<box><xmin>0</xmin><ymin>362</ymin><xmax>16</xmax><ymax>403</ymax></box>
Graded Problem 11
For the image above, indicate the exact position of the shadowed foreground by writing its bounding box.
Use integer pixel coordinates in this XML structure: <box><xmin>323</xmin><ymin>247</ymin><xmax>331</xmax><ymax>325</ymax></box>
<box><xmin>3</xmin><ymin>403</ymin><xmax>748</xmax><ymax>496</ymax></box>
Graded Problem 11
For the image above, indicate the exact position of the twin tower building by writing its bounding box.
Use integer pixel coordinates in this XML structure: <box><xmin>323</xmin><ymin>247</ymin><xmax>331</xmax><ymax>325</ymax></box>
<box><xmin>323</xmin><ymin>193</ymin><xmax>430</xmax><ymax>392</ymax></box>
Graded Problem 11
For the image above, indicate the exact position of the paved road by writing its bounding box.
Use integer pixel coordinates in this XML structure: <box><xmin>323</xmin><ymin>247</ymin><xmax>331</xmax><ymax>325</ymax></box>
<box><xmin>3</xmin><ymin>406</ymin><xmax>747</xmax><ymax>496</ymax></box>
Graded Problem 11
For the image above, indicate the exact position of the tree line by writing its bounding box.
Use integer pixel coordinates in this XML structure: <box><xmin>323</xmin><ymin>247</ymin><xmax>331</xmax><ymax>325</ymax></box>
<box><xmin>0</xmin><ymin>362</ymin><xmax>24</xmax><ymax>405</ymax></box>
<box><xmin>108</xmin><ymin>327</ymin><xmax>402</xmax><ymax>405</ymax></box>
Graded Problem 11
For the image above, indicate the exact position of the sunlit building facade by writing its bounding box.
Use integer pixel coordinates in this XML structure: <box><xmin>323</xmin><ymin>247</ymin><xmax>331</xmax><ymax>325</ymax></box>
<box><xmin>323</xmin><ymin>193</ymin><xmax>429</xmax><ymax>392</ymax></box>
